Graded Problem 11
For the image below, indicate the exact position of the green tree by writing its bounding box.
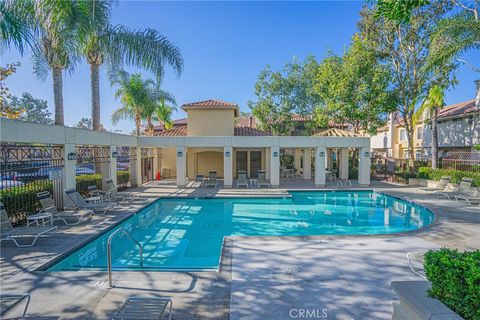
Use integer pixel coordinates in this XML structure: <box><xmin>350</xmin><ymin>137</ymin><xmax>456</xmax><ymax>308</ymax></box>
<box><xmin>313</xmin><ymin>35</ymin><xmax>396</xmax><ymax>134</ymax></box>
<box><xmin>359</xmin><ymin>4</ymin><xmax>456</xmax><ymax>167</ymax></box>
<box><xmin>76</xmin><ymin>0</ymin><xmax>183</xmax><ymax>131</ymax></box>
<box><xmin>111</xmin><ymin>71</ymin><xmax>152</xmax><ymax>136</ymax></box>
<box><xmin>373</xmin><ymin>0</ymin><xmax>430</xmax><ymax>23</ymax></box>
<box><xmin>8</xmin><ymin>92</ymin><xmax>52</xmax><ymax>124</ymax></box>
<box><xmin>143</xmin><ymin>86</ymin><xmax>176</xmax><ymax>135</ymax></box>
<box><xmin>75</xmin><ymin>117</ymin><xmax>92</xmax><ymax>129</ymax></box>
<box><xmin>415</xmin><ymin>85</ymin><xmax>445</xmax><ymax>169</ymax></box>
<box><xmin>0</xmin><ymin>1</ymin><xmax>34</xmax><ymax>55</ymax></box>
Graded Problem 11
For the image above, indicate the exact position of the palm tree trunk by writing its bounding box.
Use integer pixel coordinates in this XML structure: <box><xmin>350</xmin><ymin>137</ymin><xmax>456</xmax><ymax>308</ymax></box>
<box><xmin>135</xmin><ymin>113</ymin><xmax>141</xmax><ymax>136</ymax></box>
<box><xmin>52</xmin><ymin>67</ymin><xmax>64</xmax><ymax>126</ymax></box>
<box><xmin>90</xmin><ymin>63</ymin><xmax>101</xmax><ymax>131</ymax></box>
<box><xmin>431</xmin><ymin>108</ymin><xmax>438</xmax><ymax>169</ymax></box>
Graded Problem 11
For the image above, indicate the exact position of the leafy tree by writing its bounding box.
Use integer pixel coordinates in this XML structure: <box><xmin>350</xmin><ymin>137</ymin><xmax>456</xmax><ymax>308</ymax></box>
<box><xmin>249</xmin><ymin>58</ymin><xmax>322</xmax><ymax>135</ymax></box>
<box><xmin>7</xmin><ymin>92</ymin><xmax>52</xmax><ymax>124</ymax></box>
<box><xmin>111</xmin><ymin>71</ymin><xmax>152</xmax><ymax>136</ymax></box>
<box><xmin>0</xmin><ymin>1</ymin><xmax>34</xmax><ymax>55</ymax></box>
<box><xmin>248</xmin><ymin>66</ymin><xmax>295</xmax><ymax>135</ymax></box>
<box><xmin>358</xmin><ymin>4</ymin><xmax>456</xmax><ymax>167</ymax></box>
<box><xmin>76</xmin><ymin>0</ymin><xmax>183</xmax><ymax>131</ymax></box>
<box><xmin>415</xmin><ymin>85</ymin><xmax>445</xmax><ymax>169</ymax></box>
<box><xmin>75</xmin><ymin>117</ymin><xmax>92</xmax><ymax>129</ymax></box>
<box><xmin>313</xmin><ymin>35</ymin><xmax>396</xmax><ymax>134</ymax></box>
<box><xmin>373</xmin><ymin>0</ymin><xmax>430</xmax><ymax>23</ymax></box>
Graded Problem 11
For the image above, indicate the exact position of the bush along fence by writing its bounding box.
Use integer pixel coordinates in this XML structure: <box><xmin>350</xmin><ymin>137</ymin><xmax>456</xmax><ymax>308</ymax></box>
<box><xmin>424</xmin><ymin>248</ymin><xmax>480</xmax><ymax>320</ymax></box>
<box><xmin>117</xmin><ymin>171</ymin><xmax>130</xmax><ymax>190</ymax></box>
<box><xmin>417</xmin><ymin>167</ymin><xmax>480</xmax><ymax>187</ymax></box>
<box><xmin>76</xmin><ymin>174</ymin><xmax>103</xmax><ymax>196</ymax></box>
<box><xmin>0</xmin><ymin>180</ymin><xmax>53</xmax><ymax>225</ymax></box>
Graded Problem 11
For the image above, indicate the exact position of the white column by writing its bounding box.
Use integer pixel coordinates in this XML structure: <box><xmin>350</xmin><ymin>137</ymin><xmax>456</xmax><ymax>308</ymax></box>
<box><xmin>176</xmin><ymin>146</ymin><xmax>187</xmax><ymax>188</ymax></box>
<box><xmin>265</xmin><ymin>148</ymin><xmax>271</xmax><ymax>179</ymax></box>
<box><xmin>224</xmin><ymin>146</ymin><xmax>233</xmax><ymax>188</ymax></box>
<box><xmin>303</xmin><ymin>148</ymin><xmax>312</xmax><ymax>180</ymax></box>
<box><xmin>62</xmin><ymin>143</ymin><xmax>76</xmax><ymax>197</ymax></box>
<box><xmin>153</xmin><ymin>147</ymin><xmax>159</xmax><ymax>180</ymax></box>
<box><xmin>270</xmin><ymin>146</ymin><xmax>280</xmax><ymax>187</ymax></box>
<box><xmin>358</xmin><ymin>147</ymin><xmax>371</xmax><ymax>186</ymax></box>
<box><xmin>339</xmin><ymin>148</ymin><xmax>349</xmax><ymax>180</ymax></box>
<box><xmin>134</xmin><ymin>147</ymin><xmax>142</xmax><ymax>186</ymax></box>
<box><xmin>109</xmin><ymin>146</ymin><xmax>118</xmax><ymax>188</ymax></box>
<box><xmin>294</xmin><ymin>148</ymin><xmax>302</xmax><ymax>175</ymax></box>
<box><xmin>315</xmin><ymin>147</ymin><xmax>326</xmax><ymax>186</ymax></box>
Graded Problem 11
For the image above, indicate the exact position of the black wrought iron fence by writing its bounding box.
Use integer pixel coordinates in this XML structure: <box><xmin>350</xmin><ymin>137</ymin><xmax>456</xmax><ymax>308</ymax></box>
<box><xmin>75</xmin><ymin>145</ymin><xmax>110</xmax><ymax>196</ymax></box>
<box><xmin>0</xmin><ymin>144</ymin><xmax>64</xmax><ymax>225</ymax></box>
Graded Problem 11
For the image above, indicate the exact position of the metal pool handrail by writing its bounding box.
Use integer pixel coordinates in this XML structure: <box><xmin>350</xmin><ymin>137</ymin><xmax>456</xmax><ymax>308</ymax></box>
<box><xmin>107</xmin><ymin>227</ymin><xmax>143</xmax><ymax>288</ymax></box>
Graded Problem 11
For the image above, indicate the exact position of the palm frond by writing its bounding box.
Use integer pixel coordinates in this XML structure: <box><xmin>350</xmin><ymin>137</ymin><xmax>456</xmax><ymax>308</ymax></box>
<box><xmin>0</xmin><ymin>0</ymin><xmax>35</xmax><ymax>55</ymax></box>
<box><xmin>106</xmin><ymin>25</ymin><xmax>183</xmax><ymax>80</ymax></box>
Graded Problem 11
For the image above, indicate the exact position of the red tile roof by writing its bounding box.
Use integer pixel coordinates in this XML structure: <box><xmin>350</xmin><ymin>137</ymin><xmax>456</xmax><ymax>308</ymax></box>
<box><xmin>154</xmin><ymin>125</ymin><xmax>270</xmax><ymax>136</ymax></box>
<box><xmin>182</xmin><ymin>99</ymin><xmax>239</xmax><ymax>109</ymax></box>
<box><xmin>153</xmin><ymin>118</ymin><xmax>187</xmax><ymax>132</ymax></box>
<box><xmin>437</xmin><ymin>99</ymin><xmax>477</xmax><ymax>119</ymax></box>
<box><xmin>236</xmin><ymin>116</ymin><xmax>258</xmax><ymax>128</ymax></box>
<box><xmin>155</xmin><ymin>125</ymin><xmax>187</xmax><ymax>136</ymax></box>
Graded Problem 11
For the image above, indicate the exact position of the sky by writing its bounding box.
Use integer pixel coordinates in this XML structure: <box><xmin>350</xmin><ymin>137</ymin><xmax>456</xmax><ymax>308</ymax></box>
<box><xmin>2</xmin><ymin>1</ymin><xmax>478</xmax><ymax>134</ymax></box>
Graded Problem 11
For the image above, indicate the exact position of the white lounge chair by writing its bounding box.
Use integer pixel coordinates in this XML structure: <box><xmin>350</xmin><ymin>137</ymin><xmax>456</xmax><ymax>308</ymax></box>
<box><xmin>417</xmin><ymin>176</ymin><xmax>451</xmax><ymax>194</ymax></box>
<box><xmin>454</xmin><ymin>187</ymin><xmax>480</xmax><ymax>205</ymax></box>
<box><xmin>406</xmin><ymin>251</ymin><xmax>427</xmax><ymax>280</ymax></box>
<box><xmin>437</xmin><ymin>177</ymin><xmax>473</xmax><ymax>200</ymax></box>
<box><xmin>237</xmin><ymin>172</ymin><xmax>249</xmax><ymax>188</ymax></box>
<box><xmin>87</xmin><ymin>185</ymin><xmax>113</xmax><ymax>202</ymax></box>
<box><xmin>64</xmin><ymin>189</ymin><xmax>115</xmax><ymax>214</ymax></box>
<box><xmin>0</xmin><ymin>202</ymin><xmax>57</xmax><ymax>247</ymax></box>
<box><xmin>257</xmin><ymin>171</ymin><xmax>271</xmax><ymax>188</ymax></box>
<box><xmin>37</xmin><ymin>191</ymin><xmax>93</xmax><ymax>225</ymax></box>
<box><xmin>194</xmin><ymin>174</ymin><xmax>205</xmax><ymax>187</ymax></box>
<box><xmin>204</xmin><ymin>171</ymin><xmax>218</xmax><ymax>188</ymax></box>
<box><xmin>105</xmin><ymin>178</ymin><xmax>140</xmax><ymax>200</ymax></box>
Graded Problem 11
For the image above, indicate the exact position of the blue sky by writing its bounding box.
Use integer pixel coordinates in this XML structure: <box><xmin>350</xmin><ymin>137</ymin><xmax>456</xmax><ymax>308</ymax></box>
<box><xmin>2</xmin><ymin>1</ymin><xmax>478</xmax><ymax>133</ymax></box>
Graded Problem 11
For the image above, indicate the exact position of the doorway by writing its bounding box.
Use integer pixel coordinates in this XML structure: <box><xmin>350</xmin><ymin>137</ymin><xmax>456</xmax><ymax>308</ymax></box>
<box><xmin>250</xmin><ymin>151</ymin><xmax>262</xmax><ymax>178</ymax></box>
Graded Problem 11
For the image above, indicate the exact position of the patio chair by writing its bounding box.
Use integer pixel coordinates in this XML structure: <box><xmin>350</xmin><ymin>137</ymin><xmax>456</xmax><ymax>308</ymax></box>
<box><xmin>87</xmin><ymin>185</ymin><xmax>112</xmax><ymax>202</ymax></box>
<box><xmin>257</xmin><ymin>171</ymin><xmax>271</xmax><ymax>188</ymax></box>
<box><xmin>0</xmin><ymin>202</ymin><xmax>57</xmax><ymax>247</ymax></box>
<box><xmin>37</xmin><ymin>191</ymin><xmax>93</xmax><ymax>225</ymax></box>
<box><xmin>194</xmin><ymin>174</ymin><xmax>205</xmax><ymax>187</ymax></box>
<box><xmin>237</xmin><ymin>172</ymin><xmax>249</xmax><ymax>188</ymax></box>
<box><xmin>105</xmin><ymin>178</ymin><xmax>140</xmax><ymax>200</ymax></box>
<box><xmin>436</xmin><ymin>177</ymin><xmax>473</xmax><ymax>199</ymax></box>
<box><xmin>417</xmin><ymin>176</ymin><xmax>451</xmax><ymax>194</ymax></box>
<box><xmin>204</xmin><ymin>171</ymin><xmax>218</xmax><ymax>188</ymax></box>
<box><xmin>113</xmin><ymin>297</ymin><xmax>172</xmax><ymax>320</ymax></box>
<box><xmin>64</xmin><ymin>189</ymin><xmax>115</xmax><ymax>215</ymax></box>
<box><xmin>406</xmin><ymin>251</ymin><xmax>427</xmax><ymax>280</ymax></box>
<box><xmin>454</xmin><ymin>185</ymin><xmax>480</xmax><ymax>205</ymax></box>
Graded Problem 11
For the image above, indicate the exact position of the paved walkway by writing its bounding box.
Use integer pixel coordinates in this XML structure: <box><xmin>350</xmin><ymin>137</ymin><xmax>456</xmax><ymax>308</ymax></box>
<box><xmin>0</xmin><ymin>180</ymin><xmax>478</xmax><ymax>319</ymax></box>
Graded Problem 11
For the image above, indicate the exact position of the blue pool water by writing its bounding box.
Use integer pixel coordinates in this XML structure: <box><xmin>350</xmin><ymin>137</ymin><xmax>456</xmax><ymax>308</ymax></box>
<box><xmin>48</xmin><ymin>191</ymin><xmax>434</xmax><ymax>271</ymax></box>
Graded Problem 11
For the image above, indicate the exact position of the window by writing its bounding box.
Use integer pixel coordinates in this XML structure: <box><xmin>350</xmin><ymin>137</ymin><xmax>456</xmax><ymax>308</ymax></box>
<box><xmin>400</xmin><ymin>129</ymin><xmax>407</xmax><ymax>141</ymax></box>
<box><xmin>403</xmin><ymin>150</ymin><xmax>409</xmax><ymax>159</ymax></box>
<box><xmin>415</xmin><ymin>151</ymin><xmax>422</xmax><ymax>159</ymax></box>
<box><xmin>416</xmin><ymin>127</ymin><xmax>423</xmax><ymax>139</ymax></box>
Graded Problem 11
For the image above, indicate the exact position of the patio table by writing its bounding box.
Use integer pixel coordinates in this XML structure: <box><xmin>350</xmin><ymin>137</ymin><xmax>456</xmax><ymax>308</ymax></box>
<box><xmin>27</xmin><ymin>212</ymin><xmax>53</xmax><ymax>227</ymax></box>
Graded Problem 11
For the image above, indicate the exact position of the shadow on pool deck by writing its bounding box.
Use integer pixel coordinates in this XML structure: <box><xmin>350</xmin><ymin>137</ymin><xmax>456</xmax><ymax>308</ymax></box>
<box><xmin>0</xmin><ymin>181</ymin><xmax>479</xmax><ymax>319</ymax></box>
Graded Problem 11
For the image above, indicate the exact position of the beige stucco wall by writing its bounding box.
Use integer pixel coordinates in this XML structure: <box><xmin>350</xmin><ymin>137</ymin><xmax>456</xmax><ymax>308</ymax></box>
<box><xmin>186</xmin><ymin>109</ymin><xmax>235</xmax><ymax>136</ymax></box>
<box><xmin>187</xmin><ymin>148</ymin><xmax>224</xmax><ymax>179</ymax></box>
<box><xmin>392</xmin><ymin>124</ymin><xmax>424</xmax><ymax>159</ymax></box>
<box><xmin>160</xmin><ymin>147</ymin><xmax>177</xmax><ymax>178</ymax></box>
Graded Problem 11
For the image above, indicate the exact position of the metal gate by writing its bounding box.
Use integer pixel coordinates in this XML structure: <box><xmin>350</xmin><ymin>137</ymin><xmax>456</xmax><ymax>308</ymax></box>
<box><xmin>0</xmin><ymin>144</ymin><xmax>64</xmax><ymax>225</ymax></box>
<box><xmin>75</xmin><ymin>145</ymin><xmax>110</xmax><ymax>195</ymax></box>
<box><xmin>141</xmin><ymin>148</ymin><xmax>155</xmax><ymax>184</ymax></box>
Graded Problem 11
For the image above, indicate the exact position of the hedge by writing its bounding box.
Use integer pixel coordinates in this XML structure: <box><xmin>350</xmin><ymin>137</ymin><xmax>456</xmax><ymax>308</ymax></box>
<box><xmin>425</xmin><ymin>248</ymin><xmax>480</xmax><ymax>320</ymax></box>
<box><xmin>417</xmin><ymin>167</ymin><xmax>480</xmax><ymax>187</ymax></box>
<box><xmin>76</xmin><ymin>173</ymin><xmax>102</xmax><ymax>196</ymax></box>
<box><xmin>117</xmin><ymin>171</ymin><xmax>130</xmax><ymax>188</ymax></box>
<box><xmin>0</xmin><ymin>180</ymin><xmax>53</xmax><ymax>225</ymax></box>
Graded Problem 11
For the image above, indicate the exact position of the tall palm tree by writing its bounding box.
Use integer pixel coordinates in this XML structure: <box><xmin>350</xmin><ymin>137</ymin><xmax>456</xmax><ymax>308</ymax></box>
<box><xmin>1</xmin><ymin>0</ymin><xmax>82</xmax><ymax>125</ymax></box>
<box><xmin>111</xmin><ymin>71</ymin><xmax>152</xmax><ymax>136</ymax></box>
<box><xmin>77</xmin><ymin>0</ymin><xmax>183</xmax><ymax>131</ymax></box>
<box><xmin>415</xmin><ymin>85</ymin><xmax>445</xmax><ymax>169</ymax></box>
<box><xmin>152</xmin><ymin>98</ymin><xmax>176</xmax><ymax>131</ymax></box>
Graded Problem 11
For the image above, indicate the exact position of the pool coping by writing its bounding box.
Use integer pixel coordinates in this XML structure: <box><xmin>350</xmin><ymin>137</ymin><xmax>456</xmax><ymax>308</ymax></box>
<box><xmin>36</xmin><ymin>188</ymin><xmax>440</xmax><ymax>272</ymax></box>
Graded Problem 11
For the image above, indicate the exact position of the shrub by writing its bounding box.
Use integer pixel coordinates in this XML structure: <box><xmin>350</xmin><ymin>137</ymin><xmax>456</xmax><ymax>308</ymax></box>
<box><xmin>117</xmin><ymin>171</ymin><xmax>130</xmax><ymax>189</ymax></box>
<box><xmin>0</xmin><ymin>180</ymin><xmax>53</xmax><ymax>225</ymax></box>
<box><xmin>76</xmin><ymin>174</ymin><xmax>102</xmax><ymax>196</ymax></box>
<box><xmin>424</xmin><ymin>248</ymin><xmax>480</xmax><ymax>320</ymax></box>
<box><xmin>416</xmin><ymin>167</ymin><xmax>480</xmax><ymax>187</ymax></box>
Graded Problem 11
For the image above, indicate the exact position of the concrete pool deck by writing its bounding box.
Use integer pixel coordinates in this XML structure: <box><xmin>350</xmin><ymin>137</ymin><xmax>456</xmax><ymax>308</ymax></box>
<box><xmin>1</xmin><ymin>180</ymin><xmax>479</xmax><ymax>319</ymax></box>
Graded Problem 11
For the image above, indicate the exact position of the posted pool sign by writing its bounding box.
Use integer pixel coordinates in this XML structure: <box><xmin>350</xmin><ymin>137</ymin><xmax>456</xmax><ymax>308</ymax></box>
<box><xmin>48</xmin><ymin>167</ymin><xmax>62</xmax><ymax>180</ymax></box>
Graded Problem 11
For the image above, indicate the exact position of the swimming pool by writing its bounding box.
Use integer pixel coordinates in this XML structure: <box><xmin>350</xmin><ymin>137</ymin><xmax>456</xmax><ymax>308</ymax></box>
<box><xmin>48</xmin><ymin>191</ymin><xmax>434</xmax><ymax>271</ymax></box>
